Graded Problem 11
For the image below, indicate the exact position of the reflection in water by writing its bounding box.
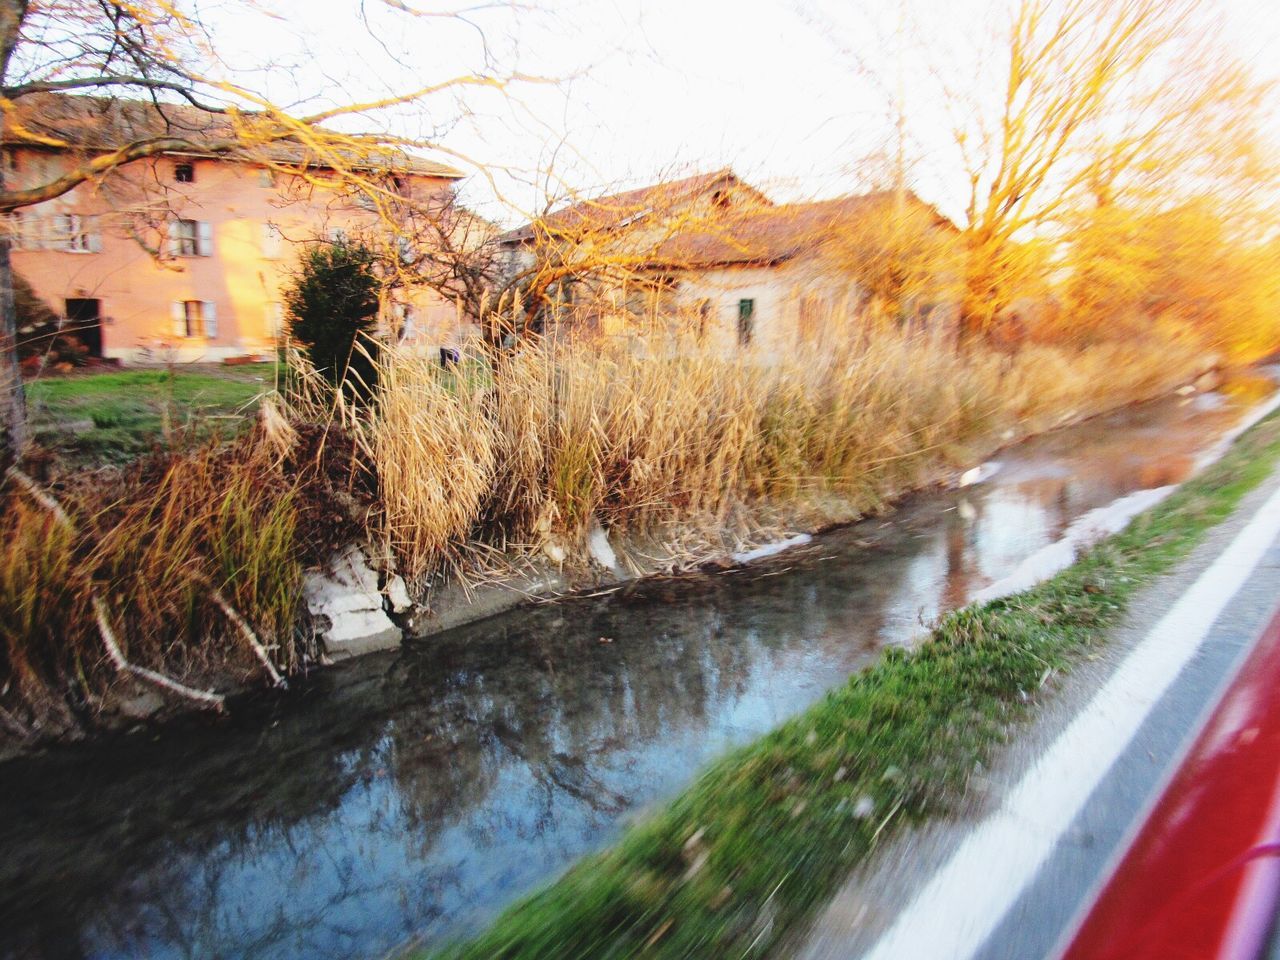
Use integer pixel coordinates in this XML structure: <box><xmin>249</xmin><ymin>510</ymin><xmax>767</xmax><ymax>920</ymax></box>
<box><xmin>0</xmin><ymin>383</ymin><xmax>1268</xmax><ymax>960</ymax></box>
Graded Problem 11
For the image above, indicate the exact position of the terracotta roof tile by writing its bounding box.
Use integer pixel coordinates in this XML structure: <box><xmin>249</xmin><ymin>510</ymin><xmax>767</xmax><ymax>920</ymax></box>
<box><xmin>499</xmin><ymin>170</ymin><xmax>953</xmax><ymax>268</ymax></box>
<box><xmin>648</xmin><ymin>193</ymin><xmax>894</xmax><ymax>267</ymax></box>
<box><xmin>498</xmin><ymin>169</ymin><xmax>768</xmax><ymax>243</ymax></box>
<box><xmin>3</xmin><ymin>92</ymin><xmax>464</xmax><ymax>179</ymax></box>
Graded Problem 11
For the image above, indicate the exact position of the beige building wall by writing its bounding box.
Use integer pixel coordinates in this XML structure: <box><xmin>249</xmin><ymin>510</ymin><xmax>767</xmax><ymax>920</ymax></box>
<box><xmin>672</xmin><ymin>259</ymin><xmax>864</xmax><ymax>358</ymax></box>
<box><xmin>9</xmin><ymin>148</ymin><xmax>463</xmax><ymax>363</ymax></box>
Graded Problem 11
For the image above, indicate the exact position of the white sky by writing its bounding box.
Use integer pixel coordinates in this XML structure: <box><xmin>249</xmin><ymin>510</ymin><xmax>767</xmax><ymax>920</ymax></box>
<box><xmin>206</xmin><ymin>0</ymin><xmax>1280</xmax><ymax>225</ymax></box>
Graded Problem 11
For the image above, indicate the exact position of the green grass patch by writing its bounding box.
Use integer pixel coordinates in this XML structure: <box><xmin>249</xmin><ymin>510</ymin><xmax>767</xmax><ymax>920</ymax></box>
<box><xmin>424</xmin><ymin>411</ymin><xmax>1280</xmax><ymax>960</ymax></box>
<box><xmin>25</xmin><ymin>365</ymin><xmax>276</xmax><ymax>467</ymax></box>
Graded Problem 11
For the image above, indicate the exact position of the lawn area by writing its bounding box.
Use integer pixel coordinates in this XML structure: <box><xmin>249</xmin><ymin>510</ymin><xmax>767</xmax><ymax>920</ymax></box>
<box><xmin>24</xmin><ymin>363</ymin><xmax>279</xmax><ymax>468</ymax></box>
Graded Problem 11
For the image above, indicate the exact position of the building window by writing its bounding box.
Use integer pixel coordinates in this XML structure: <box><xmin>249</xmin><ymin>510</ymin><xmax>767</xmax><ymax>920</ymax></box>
<box><xmin>30</xmin><ymin>153</ymin><xmax>59</xmax><ymax>184</ymax></box>
<box><xmin>258</xmin><ymin>167</ymin><xmax>276</xmax><ymax>188</ymax></box>
<box><xmin>737</xmin><ymin>298</ymin><xmax>755</xmax><ymax>346</ymax></box>
<box><xmin>396</xmin><ymin>235</ymin><xmax>415</xmax><ymax>264</ymax></box>
<box><xmin>168</xmin><ymin>219</ymin><xmax>212</xmax><ymax>257</ymax></box>
<box><xmin>57</xmin><ymin>214</ymin><xmax>99</xmax><ymax>253</ymax></box>
<box><xmin>172</xmin><ymin>300</ymin><xmax>218</xmax><ymax>339</ymax></box>
<box><xmin>392</xmin><ymin>302</ymin><xmax>415</xmax><ymax>342</ymax></box>
<box><xmin>5</xmin><ymin>151</ymin><xmax>17</xmax><ymax>173</ymax></box>
<box><xmin>175</xmin><ymin>162</ymin><xmax>195</xmax><ymax>183</ymax></box>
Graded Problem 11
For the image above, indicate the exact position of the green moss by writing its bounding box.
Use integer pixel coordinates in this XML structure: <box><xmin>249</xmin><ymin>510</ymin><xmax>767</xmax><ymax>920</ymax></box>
<box><xmin>424</xmin><ymin>412</ymin><xmax>1280</xmax><ymax>960</ymax></box>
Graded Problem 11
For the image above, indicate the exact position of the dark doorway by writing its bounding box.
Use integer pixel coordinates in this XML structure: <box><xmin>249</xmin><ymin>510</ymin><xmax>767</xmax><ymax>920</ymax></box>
<box><xmin>64</xmin><ymin>298</ymin><xmax>102</xmax><ymax>357</ymax></box>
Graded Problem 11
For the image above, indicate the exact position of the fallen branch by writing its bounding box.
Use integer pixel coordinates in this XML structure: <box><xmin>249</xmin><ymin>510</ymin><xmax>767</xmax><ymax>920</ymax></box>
<box><xmin>209</xmin><ymin>589</ymin><xmax>288</xmax><ymax>689</ymax></box>
<box><xmin>0</xmin><ymin>703</ymin><xmax>31</xmax><ymax>738</ymax></box>
<box><xmin>8</xmin><ymin>466</ymin><xmax>274</xmax><ymax>701</ymax></box>
<box><xmin>92</xmin><ymin>597</ymin><xmax>226</xmax><ymax>711</ymax></box>
<box><xmin>5</xmin><ymin>466</ymin><xmax>72</xmax><ymax>528</ymax></box>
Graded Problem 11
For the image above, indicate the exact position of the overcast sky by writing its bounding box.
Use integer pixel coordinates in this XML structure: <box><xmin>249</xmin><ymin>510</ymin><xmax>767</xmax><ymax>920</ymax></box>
<box><xmin>208</xmin><ymin>0</ymin><xmax>1280</xmax><ymax>225</ymax></box>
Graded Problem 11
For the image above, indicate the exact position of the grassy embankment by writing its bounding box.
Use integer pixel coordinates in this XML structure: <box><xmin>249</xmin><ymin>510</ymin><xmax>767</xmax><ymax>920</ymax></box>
<box><xmin>422</xmin><ymin>409</ymin><xmax>1280</xmax><ymax>960</ymax></box>
<box><xmin>25</xmin><ymin>364</ymin><xmax>275</xmax><ymax>468</ymax></box>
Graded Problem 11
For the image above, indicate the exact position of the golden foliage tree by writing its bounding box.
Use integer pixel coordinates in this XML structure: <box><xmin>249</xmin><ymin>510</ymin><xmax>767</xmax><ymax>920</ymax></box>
<box><xmin>937</xmin><ymin>0</ymin><xmax>1275</xmax><ymax>344</ymax></box>
<box><xmin>819</xmin><ymin>195</ymin><xmax>962</xmax><ymax>328</ymax></box>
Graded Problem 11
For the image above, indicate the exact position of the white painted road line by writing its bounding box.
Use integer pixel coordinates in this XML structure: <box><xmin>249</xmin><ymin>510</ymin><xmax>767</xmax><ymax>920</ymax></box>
<box><xmin>857</xmin><ymin>481</ymin><xmax>1280</xmax><ymax>960</ymax></box>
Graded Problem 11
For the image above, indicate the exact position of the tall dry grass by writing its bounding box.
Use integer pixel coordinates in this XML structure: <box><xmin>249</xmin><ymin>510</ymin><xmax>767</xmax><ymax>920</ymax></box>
<box><xmin>0</xmin><ymin>423</ymin><xmax>309</xmax><ymax>735</ymax></box>
<box><xmin>345</xmin><ymin>324</ymin><xmax>1204</xmax><ymax>587</ymax></box>
<box><xmin>0</xmin><ymin>319</ymin><xmax>1206</xmax><ymax>740</ymax></box>
<box><xmin>370</xmin><ymin>353</ymin><xmax>496</xmax><ymax>582</ymax></box>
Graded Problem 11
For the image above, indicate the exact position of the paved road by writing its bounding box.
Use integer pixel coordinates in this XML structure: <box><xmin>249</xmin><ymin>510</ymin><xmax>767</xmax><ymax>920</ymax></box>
<box><xmin>794</xmin><ymin>467</ymin><xmax>1280</xmax><ymax>960</ymax></box>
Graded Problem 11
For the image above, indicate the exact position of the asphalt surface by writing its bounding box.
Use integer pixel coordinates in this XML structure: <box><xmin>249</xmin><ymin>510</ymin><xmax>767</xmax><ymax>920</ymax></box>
<box><xmin>793</xmin><ymin>465</ymin><xmax>1280</xmax><ymax>960</ymax></box>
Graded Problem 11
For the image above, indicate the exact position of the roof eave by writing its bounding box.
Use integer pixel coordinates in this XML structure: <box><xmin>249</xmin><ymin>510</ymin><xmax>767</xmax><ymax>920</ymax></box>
<box><xmin>1</xmin><ymin>139</ymin><xmax>465</xmax><ymax>179</ymax></box>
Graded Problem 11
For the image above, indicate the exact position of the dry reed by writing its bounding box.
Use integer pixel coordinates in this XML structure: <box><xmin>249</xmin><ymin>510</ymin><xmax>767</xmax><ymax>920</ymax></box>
<box><xmin>349</xmin><ymin>323</ymin><xmax>1204</xmax><ymax>586</ymax></box>
<box><xmin>0</xmin><ymin>316</ymin><xmax>1204</xmax><ymax>740</ymax></box>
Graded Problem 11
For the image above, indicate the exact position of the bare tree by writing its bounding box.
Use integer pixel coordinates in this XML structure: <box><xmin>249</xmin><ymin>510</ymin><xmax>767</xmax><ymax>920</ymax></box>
<box><xmin>388</xmin><ymin>189</ymin><xmax>503</xmax><ymax>336</ymax></box>
<box><xmin>813</xmin><ymin>0</ymin><xmax>1274</xmax><ymax>345</ymax></box>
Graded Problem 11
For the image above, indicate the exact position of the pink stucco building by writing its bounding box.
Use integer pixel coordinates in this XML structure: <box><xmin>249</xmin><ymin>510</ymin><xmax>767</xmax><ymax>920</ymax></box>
<box><xmin>6</xmin><ymin>94</ymin><xmax>465</xmax><ymax>363</ymax></box>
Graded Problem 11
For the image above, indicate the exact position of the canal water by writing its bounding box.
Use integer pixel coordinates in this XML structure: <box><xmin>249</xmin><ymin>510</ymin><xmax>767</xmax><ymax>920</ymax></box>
<box><xmin>0</xmin><ymin>379</ymin><xmax>1272</xmax><ymax>960</ymax></box>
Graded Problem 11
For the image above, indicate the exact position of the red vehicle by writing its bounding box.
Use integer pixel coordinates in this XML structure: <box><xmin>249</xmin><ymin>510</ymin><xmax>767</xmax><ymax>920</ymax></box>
<box><xmin>1057</xmin><ymin>608</ymin><xmax>1280</xmax><ymax>960</ymax></box>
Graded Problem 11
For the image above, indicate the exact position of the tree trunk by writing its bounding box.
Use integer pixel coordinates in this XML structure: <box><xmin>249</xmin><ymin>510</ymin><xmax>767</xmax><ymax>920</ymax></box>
<box><xmin>0</xmin><ymin>1</ymin><xmax>27</xmax><ymax>470</ymax></box>
<box><xmin>0</xmin><ymin>209</ymin><xmax>24</xmax><ymax>471</ymax></box>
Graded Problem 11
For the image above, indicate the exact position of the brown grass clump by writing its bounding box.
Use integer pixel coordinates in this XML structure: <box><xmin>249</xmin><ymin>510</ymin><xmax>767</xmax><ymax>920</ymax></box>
<box><xmin>0</xmin><ymin>422</ymin><xmax>311</xmax><ymax>737</ymax></box>
<box><xmin>0</xmin><ymin>317</ymin><xmax>1204</xmax><ymax>742</ymax></box>
<box><xmin>365</xmin><ymin>353</ymin><xmax>497</xmax><ymax>583</ymax></box>
<box><xmin>1005</xmin><ymin>340</ymin><xmax>1207</xmax><ymax>426</ymax></box>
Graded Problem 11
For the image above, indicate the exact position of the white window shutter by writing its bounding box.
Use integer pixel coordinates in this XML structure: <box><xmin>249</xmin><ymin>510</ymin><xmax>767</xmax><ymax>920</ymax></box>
<box><xmin>167</xmin><ymin>220</ymin><xmax>181</xmax><ymax>257</ymax></box>
<box><xmin>171</xmin><ymin>301</ymin><xmax>187</xmax><ymax>338</ymax></box>
<box><xmin>260</xmin><ymin>223</ymin><xmax>282</xmax><ymax>259</ymax></box>
<box><xmin>197</xmin><ymin>221</ymin><xmax>213</xmax><ymax>256</ymax></box>
<box><xmin>203</xmin><ymin>301</ymin><xmax>218</xmax><ymax>338</ymax></box>
<box><xmin>88</xmin><ymin>218</ymin><xmax>102</xmax><ymax>252</ymax></box>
